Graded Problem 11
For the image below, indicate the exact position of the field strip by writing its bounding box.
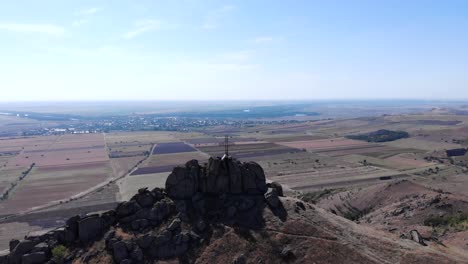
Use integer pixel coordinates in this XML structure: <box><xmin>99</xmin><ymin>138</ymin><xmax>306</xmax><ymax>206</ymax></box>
<box><xmin>0</xmin><ymin>144</ymin><xmax>155</xmax><ymax>221</ymax></box>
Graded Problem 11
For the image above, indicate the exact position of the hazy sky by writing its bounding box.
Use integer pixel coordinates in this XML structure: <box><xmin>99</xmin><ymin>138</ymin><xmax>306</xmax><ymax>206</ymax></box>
<box><xmin>1</xmin><ymin>0</ymin><xmax>468</xmax><ymax>101</ymax></box>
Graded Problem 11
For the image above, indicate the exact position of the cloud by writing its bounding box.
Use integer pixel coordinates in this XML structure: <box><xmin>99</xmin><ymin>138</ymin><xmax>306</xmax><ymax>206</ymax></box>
<box><xmin>202</xmin><ymin>5</ymin><xmax>236</xmax><ymax>29</ymax></box>
<box><xmin>75</xmin><ymin>7</ymin><xmax>101</xmax><ymax>16</ymax></box>
<box><xmin>254</xmin><ymin>36</ymin><xmax>274</xmax><ymax>44</ymax></box>
<box><xmin>219</xmin><ymin>50</ymin><xmax>253</xmax><ymax>62</ymax></box>
<box><xmin>0</xmin><ymin>23</ymin><xmax>65</xmax><ymax>35</ymax></box>
<box><xmin>123</xmin><ymin>20</ymin><xmax>161</xmax><ymax>39</ymax></box>
<box><xmin>72</xmin><ymin>19</ymin><xmax>88</xmax><ymax>27</ymax></box>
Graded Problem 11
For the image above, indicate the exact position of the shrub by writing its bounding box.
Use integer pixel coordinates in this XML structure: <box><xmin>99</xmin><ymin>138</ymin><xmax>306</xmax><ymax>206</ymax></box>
<box><xmin>52</xmin><ymin>245</ymin><xmax>69</xmax><ymax>263</ymax></box>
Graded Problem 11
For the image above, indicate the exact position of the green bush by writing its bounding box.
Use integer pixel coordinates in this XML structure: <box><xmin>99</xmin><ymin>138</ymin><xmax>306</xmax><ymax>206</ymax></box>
<box><xmin>52</xmin><ymin>245</ymin><xmax>68</xmax><ymax>263</ymax></box>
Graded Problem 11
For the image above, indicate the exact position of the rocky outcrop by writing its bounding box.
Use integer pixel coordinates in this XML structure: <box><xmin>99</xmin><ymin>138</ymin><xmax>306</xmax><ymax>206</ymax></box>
<box><xmin>1</xmin><ymin>157</ymin><xmax>280</xmax><ymax>264</ymax></box>
<box><xmin>165</xmin><ymin>158</ymin><xmax>267</xmax><ymax>199</ymax></box>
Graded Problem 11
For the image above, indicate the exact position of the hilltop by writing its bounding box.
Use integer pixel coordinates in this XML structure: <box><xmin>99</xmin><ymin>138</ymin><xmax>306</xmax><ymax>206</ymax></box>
<box><xmin>1</xmin><ymin>157</ymin><xmax>466</xmax><ymax>264</ymax></box>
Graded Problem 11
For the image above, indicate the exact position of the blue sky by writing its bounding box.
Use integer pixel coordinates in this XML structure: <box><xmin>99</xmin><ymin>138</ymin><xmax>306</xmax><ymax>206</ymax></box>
<box><xmin>0</xmin><ymin>0</ymin><xmax>467</xmax><ymax>101</ymax></box>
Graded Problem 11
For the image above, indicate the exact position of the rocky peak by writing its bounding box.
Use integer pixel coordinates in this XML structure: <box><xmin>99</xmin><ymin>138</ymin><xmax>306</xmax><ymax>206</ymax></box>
<box><xmin>0</xmin><ymin>157</ymin><xmax>284</xmax><ymax>264</ymax></box>
<box><xmin>165</xmin><ymin>157</ymin><xmax>268</xmax><ymax>199</ymax></box>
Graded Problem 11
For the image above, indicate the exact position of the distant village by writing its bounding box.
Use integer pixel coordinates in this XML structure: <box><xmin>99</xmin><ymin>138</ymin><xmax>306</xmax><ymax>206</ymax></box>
<box><xmin>20</xmin><ymin>115</ymin><xmax>305</xmax><ymax>136</ymax></box>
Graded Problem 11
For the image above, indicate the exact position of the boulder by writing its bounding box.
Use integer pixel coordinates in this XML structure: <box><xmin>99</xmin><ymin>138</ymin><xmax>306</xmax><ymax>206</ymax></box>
<box><xmin>112</xmin><ymin>241</ymin><xmax>128</xmax><ymax>263</ymax></box>
<box><xmin>151</xmin><ymin>187</ymin><xmax>165</xmax><ymax>201</ymax></box>
<box><xmin>137</xmin><ymin>234</ymin><xmax>154</xmax><ymax>249</ymax></box>
<box><xmin>21</xmin><ymin>252</ymin><xmax>47</xmax><ymax>264</ymax></box>
<box><xmin>101</xmin><ymin>210</ymin><xmax>117</xmax><ymax>227</ymax></box>
<box><xmin>206</xmin><ymin>158</ymin><xmax>230</xmax><ymax>194</ymax></box>
<box><xmin>269</xmin><ymin>181</ymin><xmax>284</xmax><ymax>197</ymax></box>
<box><xmin>130</xmin><ymin>247</ymin><xmax>143</xmax><ymax>262</ymax></box>
<box><xmin>168</xmin><ymin>218</ymin><xmax>181</xmax><ymax>232</ymax></box>
<box><xmin>409</xmin><ymin>230</ymin><xmax>426</xmax><ymax>246</ymax></box>
<box><xmin>243</xmin><ymin>162</ymin><xmax>267</xmax><ymax>194</ymax></box>
<box><xmin>166</xmin><ymin>163</ymin><xmax>199</xmax><ymax>199</ymax></box>
<box><xmin>9</xmin><ymin>240</ymin><xmax>36</xmax><ymax>264</ymax></box>
<box><xmin>31</xmin><ymin>243</ymin><xmax>50</xmax><ymax>255</ymax></box>
<box><xmin>265</xmin><ymin>188</ymin><xmax>280</xmax><ymax>208</ymax></box>
<box><xmin>0</xmin><ymin>252</ymin><xmax>8</xmax><ymax>264</ymax></box>
<box><xmin>116</xmin><ymin>201</ymin><xmax>141</xmax><ymax>217</ymax></box>
<box><xmin>9</xmin><ymin>239</ymin><xmax>19</xmax><ymax>252</ymax></box>
<box><xmin>78</xmin><ymin>215</ymin><xmax>105</xmax><ymax>243</ymax></box>
<box><xmin>131</xmin><ymin>219</ymin><xmax>149</xmax><ymax>231</ymax></box>
<box><xmin>132</xmin><ymin>188</ymin><xmax>155</xmax><ymax>208</ymax></box>
<box><xmin>280</xmin><ymin>245</ymin><xmax>294</xmax><ymax>259</ymax></box>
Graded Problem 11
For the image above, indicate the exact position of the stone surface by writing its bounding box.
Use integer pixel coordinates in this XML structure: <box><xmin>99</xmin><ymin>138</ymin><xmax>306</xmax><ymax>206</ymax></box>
<box><xmin>21</xmin><ymin>252</ymin><xmax>47</xmax><ymax>264</ymax></box>
<box><xmin>409</xmin><ymin>230</ymin><xmax>426</xmax><ymax>246</ymax></box>
<box><xmin>166</xmin><ymin>157</ymin><xmax>268</xmax><ymax>200</ymax></box>
<box><xmin>265</xmin><ymin>188</ymin><xmax>280</xmax><ymax>208</ymax></box>
<box><xmin>9</xmin><ymin>240</ymin><xmax>36</xmax><ymax>264</ymax></box>
<box><xmin>113</xmin><ymin>241</ymin><xmax>129</xmax><ymax>263</ymax></box>
<box><xmin>9</xmin><ymin>239</ymin><xmax>19</xmax><ymax>252</ymax></box>
<box><xmin>78</xmin><ymin>215</ymin><xmax>105</xmax><ymax>243</ymax></box>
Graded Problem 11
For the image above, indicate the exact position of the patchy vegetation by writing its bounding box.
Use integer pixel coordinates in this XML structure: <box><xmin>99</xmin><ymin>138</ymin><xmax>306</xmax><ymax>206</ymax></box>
<box><xmin>424</xmin><ymin>213</ymin><xmax>468</xmax><ymax>231</ymax></box>
<box><xmin>299</xmin><ymin>188</ymin><xmax>344</xmax><ymax>204</ymax></box>
<box><xmin>52</xmin><ymin>245</ymin><xmax>69</xmax><ymax>263</ymax></box>
<box><xmin>346</xmin><ymin>129</ymin><xmax>409</xmax><ymax>142</ymax></box>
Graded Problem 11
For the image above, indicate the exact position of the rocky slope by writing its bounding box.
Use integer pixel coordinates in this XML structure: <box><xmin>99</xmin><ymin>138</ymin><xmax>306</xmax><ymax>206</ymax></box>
<box><xmin>317</xmin><ymin>180</ymin><xmax>468</xmax><ymax>252</ymax></box>
<box><xmin>1</xmin><ymin>158</ymin><xmax>467</xmax><ymax>264</ymax></box>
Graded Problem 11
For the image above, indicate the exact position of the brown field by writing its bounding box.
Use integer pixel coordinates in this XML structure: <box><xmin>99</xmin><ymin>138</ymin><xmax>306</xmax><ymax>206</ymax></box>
<box><xmin>384</xmin><ymin>153</ymin><xmax>433</xmax><ymax>169</ymax></box>
<box><xmin>197</xmin><ymin>142</ymin><xmax>299</xmax><ymax>159</ymax></box>
<box><xmin>2</xmin><ymin>134</ymin><xmax>109</xmax><ymax>168</ymax></box>
<box><xmin>145</xmin><ymin>152</ymin><xmax>210</xmax><ymax>167</ymax></box>
<box><xmin>109</xmin><ymin>156</ymin><xmax>146</xmax><ymax>177</ymax></box>
<box><xmin>0</xmin><ymin>162</ymin><xmax>112</xmax><ymax>215</ymax></box>
<box><xmin>118</xmin><ymin>172</ymin><xmax>170</xmax><ymax>200</ymax></box>
<box><xmin>277</xmin><ymin>138</ymin><xmax>370</xmax><ymax>150</ymax></box>
<box><xmin>105</xmin><ymin>131</ymin><xmax>178</xmax><ymax>145</ymax></box>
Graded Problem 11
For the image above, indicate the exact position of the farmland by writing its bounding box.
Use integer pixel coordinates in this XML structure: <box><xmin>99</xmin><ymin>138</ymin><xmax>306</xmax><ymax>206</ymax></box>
<box><xmin>1</xmin><ymin>107</ymin><xmax>468</xmax><ymax>250</ymax></box>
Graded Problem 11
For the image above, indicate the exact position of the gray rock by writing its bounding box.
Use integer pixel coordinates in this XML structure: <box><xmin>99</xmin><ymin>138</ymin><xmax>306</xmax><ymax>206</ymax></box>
<box><xmin>153</xmin><ymin>230</ymin><xmax>172</xmax><ymax>246</ymax></box>
<box><xmin>130</xmin><ymin>247</ymin><xmax>143</xmax><ymax>262</ymax></box>
<box><xmin>112</xmin><ymin>241</ymin><xmax>128</xmax><ymax>263</ymax></box>
<box><xmin>243</xmin><ymin>162</ymin><xmax>267</xmax><ymax>194</ymax></box>
<box><xmin>51</xmin><ymin>228</ymin><xmax>66</xmax><ymax>243</ymax></box>
<box><xmin>165</xmin><ymin>162</ymin><xmax>199</xmax><ymax>199</ymax></box>
<box><xmin>9</xmin><ymin>239</ymin><xmax>19</xmax><ymax>252</ymax></box>
<box><xmin>195</xmin><ymin>220</ymin><xmax>206</xmax><ymax>232</ymax></box>
<box><xmin>101</xmin><ymin>210</ymin><xmax>117</xmax><ymax>227</ymax></box>
<box><xmin>269</xmin><ymin>181</ymin><xmax>284</xmax><ymax>197</ymax></box>
<box><xmin>133</xmin><ymin>188</ymin><xmax>155</xmax><ymax>208</ymax></box>
<box><xmin>232</xmin><ymin>254</ymin><xmax>247</xmax><ymax>264</ymax></box>
<box><xmin>21</xmin><ymin>252</ymin><xmax>47</xmax><ymax>264</ymax></box>
<box><xmin>116</xmin><ymin>201</ymin><xmax>141</xmax><ymax>217</ymax></box>
<box><xmin>104</xmin><ymin>230</ymin><xmax>116</xmax><ymax>249</ymax></box>
<box><xmin>168</xmin><ymin>218</ymin><xmax>181</xmax><ymax>232</ymax></box>
<box><xmin>9</xmin><ymin>240</ymin><xmax>36</xmax><ymax>264</ymax></box>
<box><xmin>137</xmin><ymin>234</ymin><xmax>154</xmax><ymax>249</ymax></box>
<box><xmin>131</xmin><ymin>219</ymin><xmax>149</xmax><ymax>231</ymax></box>
<box><xmin>78</xmin><ymin>215</ymin><xmax>105</xmax><ymax>243</ymax></box>
<box><xmin>409</xmin><ymin>230</ymin><xmax>426</xmax><ymax>246</ymax></box>
<box><xmin>31</xmin><ymin>243</ymin><xmax>50</xmax><ymax>255</ymax></box>
<box><xmin>0</xmin><ymin>252</ymin><xmax>8</xmax><ymax>264</ymax></box>
<box><xmin>265</xmin><ymin>188</ymin><xmax>280</xmax><ymax>208</ymax></box>
<box><xmin>280</xmin><ymin>245</ymin><xmax>294</xmax><ymax>258</ymax></box>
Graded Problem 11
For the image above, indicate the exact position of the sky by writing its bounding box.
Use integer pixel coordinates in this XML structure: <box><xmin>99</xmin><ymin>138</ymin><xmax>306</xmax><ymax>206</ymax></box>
<box><xmin>0</xmin><ymin>0</ymin><xmax>468</xmax><ymax>101</ymax></box>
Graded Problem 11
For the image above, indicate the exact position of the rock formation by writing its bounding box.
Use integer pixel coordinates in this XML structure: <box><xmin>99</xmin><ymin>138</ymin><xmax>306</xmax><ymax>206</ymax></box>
<box><xmin>1</xmin><ymin>158</ymin><xmax>464</xmax><ymax>264</ymax></box>
<box><xmin>165</xmin><ymin>157</ymin><xmax>268</xmax><ymax>199</ymax></box>
<box><xmin>0</xmin><ymin>157</ymin><xmax>283</xmax><ymax>264</ymax></box>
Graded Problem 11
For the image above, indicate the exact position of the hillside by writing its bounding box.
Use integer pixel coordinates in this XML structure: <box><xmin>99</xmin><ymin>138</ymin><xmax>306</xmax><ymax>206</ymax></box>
<box><xmin>317</xmin><ymin>180</ymin><xmax>468</xmax><ymax>253</ymax></box>
<box><xmin>1</xmin><ymin>158</ymin><xmax>467</xmax><ymax>264</ymax></box>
